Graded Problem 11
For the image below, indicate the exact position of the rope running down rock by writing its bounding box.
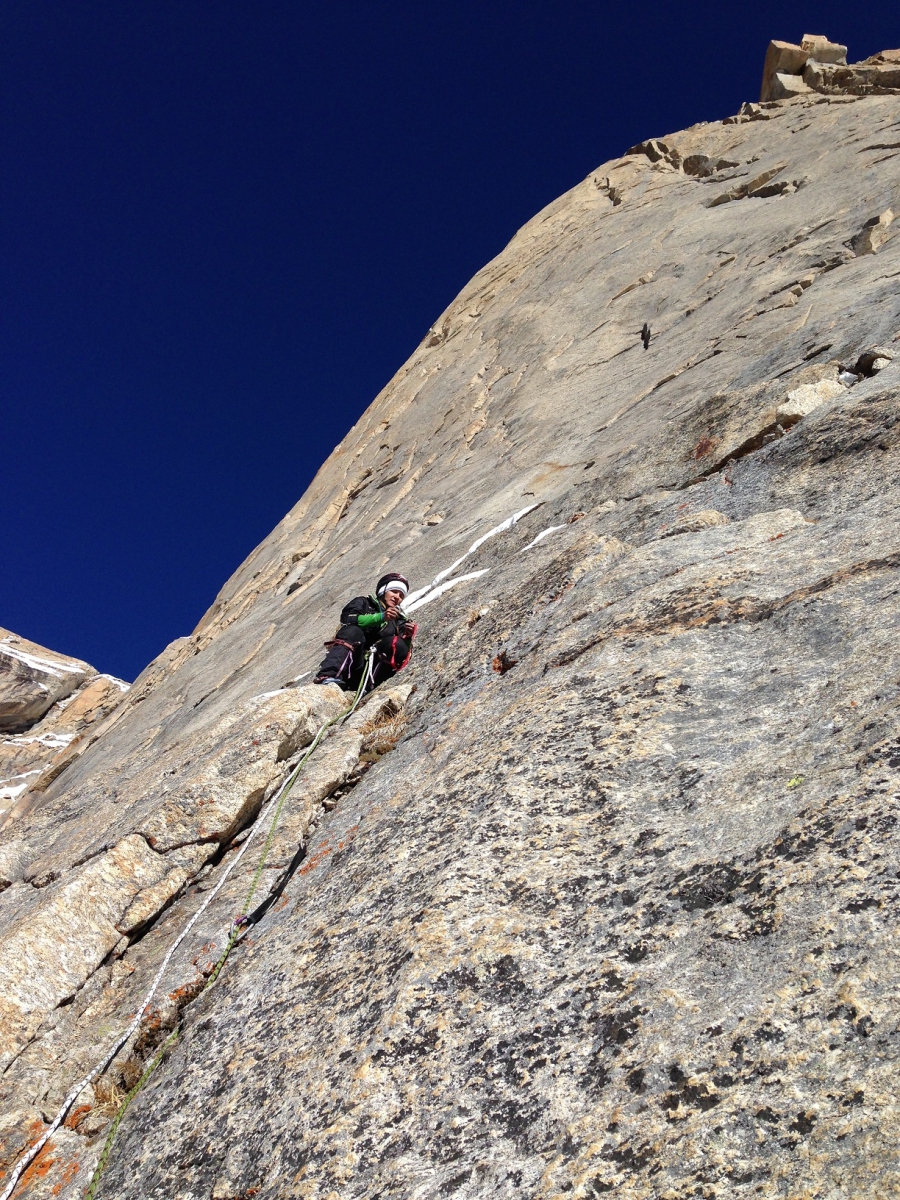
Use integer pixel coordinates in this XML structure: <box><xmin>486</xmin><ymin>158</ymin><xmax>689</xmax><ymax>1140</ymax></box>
<box><xmin>0</xmin><ymin>660</ymin><xmax>374</xmax><ymax>1200</ymax></box>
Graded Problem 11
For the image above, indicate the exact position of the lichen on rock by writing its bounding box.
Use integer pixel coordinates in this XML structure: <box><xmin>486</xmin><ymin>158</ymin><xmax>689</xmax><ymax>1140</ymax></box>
<box><xmin>3</xmin><ymin>36</ymin><xmax>900</xmax><ymax>1200</ymax></box>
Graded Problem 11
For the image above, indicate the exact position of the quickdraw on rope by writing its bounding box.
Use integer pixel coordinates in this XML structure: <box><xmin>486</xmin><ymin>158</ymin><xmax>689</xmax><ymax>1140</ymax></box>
<box><xmin>1</xmin><ymin>657</ymin><xmax>374</xmax><ymax>1200</ymax></box>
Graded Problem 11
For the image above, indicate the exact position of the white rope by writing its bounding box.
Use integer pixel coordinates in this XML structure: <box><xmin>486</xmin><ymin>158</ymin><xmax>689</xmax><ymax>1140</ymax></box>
<box><xmin>0</xmin><ymin>696</ymin><xmax>356</xmax><ymax>1200</ymax></box>
<box><xmin>2</xmin><ymin>504</ymin><xmax>543</xmax><ymax>1194</ymax></box>
<box><xmin>363</xmin><ymin>651</ymin><xmax>376</xmax><ymax>693</ymax></box>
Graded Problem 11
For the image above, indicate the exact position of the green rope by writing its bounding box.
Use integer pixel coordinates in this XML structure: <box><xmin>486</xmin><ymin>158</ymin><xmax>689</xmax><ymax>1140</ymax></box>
<box><xmin>83</xmin><ymin>661</ymin><xmax>373</xmax><ymax>1199</ymax></box>
<box><xmin>83</xmin><ymin>1027</ymin><xmax>179</xmax><ymax>1200</ymax></box>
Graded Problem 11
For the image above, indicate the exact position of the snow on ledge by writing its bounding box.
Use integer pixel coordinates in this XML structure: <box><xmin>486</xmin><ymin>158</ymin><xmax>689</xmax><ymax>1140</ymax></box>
<box><xmin>2</xmin><ymin>732</ymin><xmax>76</xmax><ymax>750</ymax></box>
<box><xmin>407</xmin><ymin>570</ymin><xmax>490</xmax><ymax>612</ymax></box>
<box><xmin>0</xmin><ymin>770</ymin><xmax>43</xmax><ymax>803</ymax></box>
<box><xmin>407</xmin><ymin>502</ymin><xmax>540</xmax><ymax>606</ymax></box>
<box><xmin>99</xmin><ymin>674</ymin><xmax>131</xmax><ymax>692</ymax></box>
<box><xmin>0</xmin><ymin>638</ymin><xmax>87</xmax><ymax>679</ymax></box>
<box><xmin>521</xmin><ymin>524</ymin><xmax>567</xmax><ymax>552</ymax></box>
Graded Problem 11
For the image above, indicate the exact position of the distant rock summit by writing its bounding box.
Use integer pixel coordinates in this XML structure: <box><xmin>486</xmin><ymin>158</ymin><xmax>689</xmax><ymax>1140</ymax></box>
<box><xmin>2</xmin><ymin>35</ymin><xmax>900</xmax><ymax>1200</ymax></box>
<box><xmin>0</xmin><ymin>629</ymin><xmax>128</xmax><ymax>825</ymax></box>
<box><xmin>761</xmin><ymin>32</ymin><xmax>900</xmax><ymax>101</ymax></box>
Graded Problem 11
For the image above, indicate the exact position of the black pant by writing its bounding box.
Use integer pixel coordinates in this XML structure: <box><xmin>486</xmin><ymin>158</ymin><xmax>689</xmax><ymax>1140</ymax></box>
<box><xmin>316</xmin><ymin>624</ymin><xmax>410</xmax><ymax>691</ymax></box>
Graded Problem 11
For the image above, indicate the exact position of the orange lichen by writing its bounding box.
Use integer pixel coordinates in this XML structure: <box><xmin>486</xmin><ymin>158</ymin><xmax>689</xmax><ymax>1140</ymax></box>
<box><xmin>168</xmin><ymin>977</ymin><xmax>206</xmax><ymax>1005</ymax></box>
<box><xmin>63</xmin><ymin>1105</ymin><xmax>91</xmax><ymax>1131</ymax></box>
<box><xmin>50</xmin><ymin>1157</ymin><xmax>81</xmax><ymax>1195</ymax></box>
<box><xmin>17</xmin><ymin>1140</ymin><xmax>56</xmax><ymax>1189</ymax></box>
<box><xmin>299</xmin><ymin>826</ymin><xmax>359</xmax><ymax>875</ymax></box>
<box><xmin>300</xmin><ymin>840</ymin><xmax>334</xmax><ymax>875</ymax></box>
<box><xmin>0</xmin><ymin>1121</ymin><xmax>46</xmax><ymax>1187</ymax></box>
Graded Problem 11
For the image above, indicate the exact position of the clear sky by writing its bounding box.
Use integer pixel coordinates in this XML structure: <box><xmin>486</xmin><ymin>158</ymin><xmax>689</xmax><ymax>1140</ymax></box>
<box><xmin>3</xmin><ymin>1</ymin><xmax>898</xmax><ymax>681</ymax></box>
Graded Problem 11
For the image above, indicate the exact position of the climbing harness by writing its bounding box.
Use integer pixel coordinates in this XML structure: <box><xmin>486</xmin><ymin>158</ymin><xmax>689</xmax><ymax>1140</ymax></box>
<box><xmin>1</xmin><ymin>656</ymin><xmax>376</xmax><ymax>1200</ymax></box>
<box><xmin>4</xmin><ymin>503</ymin><xmax>536</xmax><ymax>1199</ymax></box>
<box><xmin>0</xmin><ymin>507</ymin><xmax>536</xmax><ymax>1199</ymax></box>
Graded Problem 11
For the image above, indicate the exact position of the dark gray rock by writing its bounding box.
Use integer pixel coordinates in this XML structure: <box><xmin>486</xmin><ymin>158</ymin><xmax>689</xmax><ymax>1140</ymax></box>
<box><xmin>3</xmin><ymin>75</ymin><xmax>900</xmax><ymax>1200</ymax></box>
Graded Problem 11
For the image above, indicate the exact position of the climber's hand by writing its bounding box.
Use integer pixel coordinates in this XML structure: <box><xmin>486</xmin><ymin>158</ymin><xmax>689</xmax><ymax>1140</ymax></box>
<box><xmin>385</xmin><ymin>604</ymin><xmax>400</xmax><ymax>621</ymax></box>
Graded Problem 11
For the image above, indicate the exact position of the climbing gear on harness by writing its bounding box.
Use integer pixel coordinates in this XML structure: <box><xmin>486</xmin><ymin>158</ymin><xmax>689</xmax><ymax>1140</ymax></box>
<box><xmin>2</xmin><ymin>655</ymin><xmax>377</xmax><ymax>1200</ymax></box>
<box><xmin>317</xmin><ymin>605</ymin><xmax>415</xmax><ymax>692</ymax></box>
<box><xmin>380</xmin><ymin>624</ymin><xmax>416</xmax><ymax>671</ymax></box>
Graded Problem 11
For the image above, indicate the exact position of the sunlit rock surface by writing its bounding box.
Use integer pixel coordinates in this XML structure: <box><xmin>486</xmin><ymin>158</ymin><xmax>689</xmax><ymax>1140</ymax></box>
<box><xmin>2</xmin><ymin>63</ymin><xmax>900</xmax><ymax>1200</ymax></box>
<box><xmin>0</xmin><ymin>630</ymin><xmax>94</xmax><ymax>735</ymax></box>
<box><xmin>0</xmin><ymin>630</ymin><xmax>128</xmax><ymax>821</ymax></box>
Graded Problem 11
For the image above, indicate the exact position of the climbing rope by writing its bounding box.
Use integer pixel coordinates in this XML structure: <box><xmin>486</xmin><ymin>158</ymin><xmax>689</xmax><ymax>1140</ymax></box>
<box><xmin>0</xmin><ymin>661</ymin><xmax>374</xmax><ymax>1200</ymax></box>
<box><xmin>3</xmin><ymin>502</ymin><xmax>529</xmax><ymax>1200</ymax></box>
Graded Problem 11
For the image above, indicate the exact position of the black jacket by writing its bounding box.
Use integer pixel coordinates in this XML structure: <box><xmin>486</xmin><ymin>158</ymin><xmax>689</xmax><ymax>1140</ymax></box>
<box><xmin>339</xmin><ymin>594</ymin><xmax>411</xmax><ymax>643</ymax></box>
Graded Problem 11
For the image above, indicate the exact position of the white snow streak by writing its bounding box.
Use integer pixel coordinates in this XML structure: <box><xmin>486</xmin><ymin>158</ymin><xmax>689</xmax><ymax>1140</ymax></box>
<box><xmin>406</xmin><ymin>503</ymin><xmax>540</xmax><ymax>606</ymax></box>
<box><xmin>99</xmin><ymin>674</ymin><xmax>131</xmax><ymax>692</ymax></box>
<box><xmin>250</xmin><ymin>671</ymin><xmax>312</xmax><ymax>704</ymax></box>
<box><xmin>0</xmin><ymin>639</ymin><xmax>86</xmax><ymax>679</ymax></box>
<box><xmin>406</xmin><ymin>570</ymin><xmax>490</xmax><ymax>613</ymax></box>
<box><xmin>2</xmin><ymin>732</ymin><xmax>75</xmax><ymax>750</ymax></box>
<box><xmin>0</xmin><ymin>770</ymin><xmax>43</xmax><ymax>803</ymax></box>
<box><xmin>520</xmin><ymin>524</ymin><xmax>567</xmax><ymax>552</ymax></box>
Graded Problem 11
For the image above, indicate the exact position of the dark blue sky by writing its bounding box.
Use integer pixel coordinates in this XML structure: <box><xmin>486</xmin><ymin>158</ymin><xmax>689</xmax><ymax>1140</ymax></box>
<box><xmin>3</xmin><ymin>2</ymin><xmax>897</xmax><ymax>681</ymax></box>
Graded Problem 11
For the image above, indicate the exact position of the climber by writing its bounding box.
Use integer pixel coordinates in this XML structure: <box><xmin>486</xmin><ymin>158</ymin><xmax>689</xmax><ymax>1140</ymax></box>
<box><xmin>314</xmin><ymin>572</ymin><xmax>417</xmax><ymax>691</ymax></box>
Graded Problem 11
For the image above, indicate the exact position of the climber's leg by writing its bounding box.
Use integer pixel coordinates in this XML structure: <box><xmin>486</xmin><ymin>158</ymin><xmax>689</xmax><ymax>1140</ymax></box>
<box><xmin>315</xmin><ymin>624</ymin><xmax>367</xmax><ymax>689</ymax></box>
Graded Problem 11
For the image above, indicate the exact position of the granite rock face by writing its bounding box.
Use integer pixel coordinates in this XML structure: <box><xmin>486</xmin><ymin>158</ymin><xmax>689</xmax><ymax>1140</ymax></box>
<box><xmin>3</xmin><ymin>49</ymin><xmax>900</xmax><ymax>1200</ymax></box>
<box><xmin>0</xmin><ymin>631</ymin><xmax>94</xmax><ymax>735</ymax></box>
<box><xmin>761</xmin><ymin>32</ymin><xmax>900</xmax><ymax>102</ymax></box>
<box><xmin>0</xmin><ymin>630</ymin><xmax>128</xmax><ymax>821</ymax></box>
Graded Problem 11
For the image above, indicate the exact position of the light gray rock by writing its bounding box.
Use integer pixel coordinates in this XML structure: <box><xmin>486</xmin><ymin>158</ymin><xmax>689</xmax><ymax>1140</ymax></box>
<box><xmin>850</xmin><ymin>208</ymin><xmax>895</xmax><ymax>256</ymax></box>
<box><xmin>655</xmin><ymin>508</ymin><xmax>730</xmax><ymax>538</ymax></box>
<box><xmin>0</xmin><ymin>630</ymin><xmax>94</xmax><ymax>734</ymax></box>
<box><xmin>4</xmin><ymin>49</ymin><xmax>900</xmax><ymax>1200</ymax></box>
<box><xmin>800</xmin><ymin>34</ymin><xmax>848</xmax><ymax>65</ymax></box>
<box><xmin>0</xmin><ymin>672</ymin><xmax>129</xmax><ymax>822</ymax></box>
<box><xmin>755</xmin><ymin>34</ymin><xmax>900</xmax><ymax>97</ymax></box>
<box><xmin>861</xmin><ymin>48</ymin><xmax>900</xmax><ymax>66</ymax></box>
<box><xmin>759</xmin><ymin>39</ymin><xmax>809</xmax><ymax>102</ymax></box>
<box><xmin>804</xmin><ymin>58</ymin><xmax>900</xmax><ymax>94</ymax></box>
<box><xmin>0</xmin><ymin>684</ymin><xmax>348</xmax><ymax>1079</ymax></box>
<box><xmin>767</xmin><ymin>71</ymin><xmax>812</xmax><ymax>101</ymax></box>
<box><xmin>855</xmin><ymin>344</ymin><xmax>895</xmax><ymax>375</ymax></box>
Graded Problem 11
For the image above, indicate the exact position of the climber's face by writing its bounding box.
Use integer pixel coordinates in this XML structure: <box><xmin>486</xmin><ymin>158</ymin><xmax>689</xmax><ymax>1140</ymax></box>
<box><xmin>384</xmin><ymin>587</ymin><xmax>405</xmax><ymax>609</ymax></box>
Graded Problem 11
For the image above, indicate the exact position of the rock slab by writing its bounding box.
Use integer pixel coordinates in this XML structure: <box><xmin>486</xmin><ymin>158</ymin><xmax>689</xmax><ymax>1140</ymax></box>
<box><xmin>3</xmin><ymin>45</ymin><xmax>900</xmax><ymax>1200</ymax></box>
<box><xmin>0</xmin><ymin>630</ymin><xmax>129</xmax><ymax>821</ymax></box>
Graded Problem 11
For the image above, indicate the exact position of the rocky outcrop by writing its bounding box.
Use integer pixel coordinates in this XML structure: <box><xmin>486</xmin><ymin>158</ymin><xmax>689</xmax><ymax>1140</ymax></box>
<box><xmin>0</xmin><ymin>680</ymin><xmax>410</xmax><ymax>1194</ymax></box>
<box><xmin>2</xmin><ymin>41</ymin><xmax>900</xmax><ymax>1200</ymax></box>
<box><xmin>761</xmin><ymin>32</ymin><xmax>900</xmax><ymax>101</ymax></box>
<box><xmin>0</xmin><ymin>631</ymin><xmax>94</xmax><ymax>734</ymax></box>
<box><xmin>0</xmin><ymin>631</ymin><xmax>128</xmax><ymax>821</ymax></box>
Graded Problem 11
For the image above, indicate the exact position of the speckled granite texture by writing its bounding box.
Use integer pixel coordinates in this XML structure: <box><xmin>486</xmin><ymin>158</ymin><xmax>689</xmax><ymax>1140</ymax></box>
<box><xmin>2</xmin><ymin>83</ymin><xmax>900</xmax><ymax>1199</ymax></box>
